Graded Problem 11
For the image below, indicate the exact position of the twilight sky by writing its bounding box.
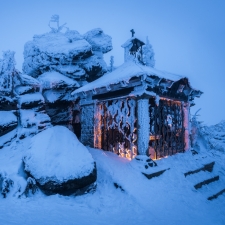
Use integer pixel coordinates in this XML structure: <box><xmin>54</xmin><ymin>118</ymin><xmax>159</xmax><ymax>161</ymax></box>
<box><xmin>1</xmin><ymin>0</ymin><xmax>225</xmax><ymax>125</ymax></box>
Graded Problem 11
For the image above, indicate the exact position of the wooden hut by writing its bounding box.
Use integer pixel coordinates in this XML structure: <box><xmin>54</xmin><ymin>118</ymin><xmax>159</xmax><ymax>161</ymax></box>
<box><xmin>71</xmin><ymin>36</ymin><xmax>202</xmax><ymax>160</ymax></box>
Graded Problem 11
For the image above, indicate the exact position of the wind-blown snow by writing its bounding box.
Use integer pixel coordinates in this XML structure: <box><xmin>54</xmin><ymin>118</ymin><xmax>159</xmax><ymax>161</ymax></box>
<box><xmin>23</xmin><ymin>126</ymin><xmax>95</xmax><ymax>183</ymax></box>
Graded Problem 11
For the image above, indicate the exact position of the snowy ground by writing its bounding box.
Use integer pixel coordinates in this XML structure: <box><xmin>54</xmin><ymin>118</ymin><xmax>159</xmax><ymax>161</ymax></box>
<box><xmin>0</xmin><ymin>134</ymin><xmax>225</xmax><ymax>225</ymax></box>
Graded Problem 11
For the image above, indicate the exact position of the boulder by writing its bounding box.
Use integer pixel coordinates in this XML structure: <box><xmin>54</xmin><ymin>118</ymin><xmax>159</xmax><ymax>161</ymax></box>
<box><xmin>83</xmin><ymin>28</ymin><xmax>113</xmax><ymax>53</ymax></box>
<box><xmin>0</xmin><ymin>111</ymin><xmax>17</xmax><ymax>136</ymax></box>
<box><xmin>23</xmin><ymin>126</ymin><xmax>97</xmax><ymax>195</ymax></box>
<box><xmin>23</xmin><ymin>32</ymin><xmax>92</xmax><ymax>77</ymax></box>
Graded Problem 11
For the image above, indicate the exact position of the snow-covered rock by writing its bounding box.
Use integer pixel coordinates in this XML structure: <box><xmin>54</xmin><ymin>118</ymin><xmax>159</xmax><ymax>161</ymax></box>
<box><xmin>80</xmin><ymin>55</ymin><xmax>108</xmax><ymax>82</ymax></box>
<box><xmin>200</xmin><ymin>120</ymin><xmax>225</xmax><ymax>152</ymax></box>
<box><xmin>0</xmin><ymin>51</ymin><xmax>16</xmax><ymax>94</ymax></box>
<box><xmin>23</xmin><ymin>126</ymin><xmax>97</xmax><ymax>195</ymax></box>
<box><xmin>23</xmin><ymin>28</ymin><xmax>112</xmax><ymax>82</ymax></box>
<box><xmin>18</xmin><ymin>93</ymin><xmax>45</xmax><ymax>110</ymax></box>
<box><xmin>38</xmin><ymin>71</ymin><xmax>79</xmax><ymax>90</ymax></box>
<box><xmin>0</xmin><ymin>96</ymin><xmax>17</xmax><ymax>111</ymax></box>
<box><xmin>0</xmin><ymin>111</ymin><xmax>17</xmax><ymax>137</ymax></box>
<box><xmin>23</xmin><ymin>32</ymin><xmax>92</xmax><ymax>77</ymax></box>
<box><xmin>83</xmin><ymin>28</ymin><xmax>112</xmax><ymax>54</ymax></box>
<box><xmin>0</xmin><ymin>129</ymin><xmax>17</xmax><ymax>149</ymax></box>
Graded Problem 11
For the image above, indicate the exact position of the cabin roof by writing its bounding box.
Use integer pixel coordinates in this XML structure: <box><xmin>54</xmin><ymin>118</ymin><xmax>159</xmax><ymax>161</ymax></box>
<box><xmin>71</xmin><ymin>60</ymin><xmax>184</xmax><ymax>95</ymax></box>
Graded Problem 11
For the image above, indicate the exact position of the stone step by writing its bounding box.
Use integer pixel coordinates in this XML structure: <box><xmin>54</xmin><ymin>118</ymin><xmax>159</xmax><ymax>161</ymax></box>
<box><xmin>208</xmin><ymin>188</ymin><xmax>225</xmax><ymax>200</ymax></box>
<box><xmin>142</xmin><ymin>168</ymin><xmax>170</xmax><ymax>180</ymax></box>
<box><xmin>194</xmin><ymin>175</ymin><xmax>219</xmax><ymax>189</ymax></box>
<box><xmin>196</xmin><ymin>177</ymin><xmax>223</xmax><ymax>195</ymax></box>
<box><xmin>184</xmin><ymin>161</ymin><xmax>215</xmax><ymax>177</ymax></box>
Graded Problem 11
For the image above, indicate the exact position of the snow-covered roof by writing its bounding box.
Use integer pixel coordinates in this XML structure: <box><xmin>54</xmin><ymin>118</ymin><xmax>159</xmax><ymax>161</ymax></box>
<box><xmin>72</xmin><ymin>61</ymin><xmax>183</xmax><ymax>95</ymax></box>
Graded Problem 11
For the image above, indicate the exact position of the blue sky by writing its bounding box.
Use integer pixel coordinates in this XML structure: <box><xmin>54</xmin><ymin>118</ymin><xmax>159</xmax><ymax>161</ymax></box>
<box><xmin>1</xmin><ymin>0</ymin><xmax>225</xmax><ymax>125</ymax></box>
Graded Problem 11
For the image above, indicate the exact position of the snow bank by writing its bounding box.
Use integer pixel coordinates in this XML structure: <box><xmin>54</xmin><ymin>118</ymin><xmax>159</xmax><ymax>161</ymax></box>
<box><xmin>23</xmin><ymin>126</ymin><xmax>95</xmax><ymax>183</ymax></box>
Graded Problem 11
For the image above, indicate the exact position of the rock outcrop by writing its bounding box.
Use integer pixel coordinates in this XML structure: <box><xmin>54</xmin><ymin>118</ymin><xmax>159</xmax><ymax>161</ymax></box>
<box><xmin>23</xmin><ymin>28</ymin><xmax>112</xmax><ymax>82</ymax></box>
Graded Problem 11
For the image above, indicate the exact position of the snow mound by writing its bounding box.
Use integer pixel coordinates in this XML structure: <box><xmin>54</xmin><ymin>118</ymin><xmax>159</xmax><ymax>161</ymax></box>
<box><xmin>23</xmin><ymin>126</ymin><xmax>95</xmax><ymax>183</ymax></box>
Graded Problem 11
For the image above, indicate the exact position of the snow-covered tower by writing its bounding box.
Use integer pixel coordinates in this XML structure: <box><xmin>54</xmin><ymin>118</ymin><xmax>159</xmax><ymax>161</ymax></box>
<box><xmin>121</xmin><ymin>29</ymin><xmax>145</xmax><ymax>63</ymax></box>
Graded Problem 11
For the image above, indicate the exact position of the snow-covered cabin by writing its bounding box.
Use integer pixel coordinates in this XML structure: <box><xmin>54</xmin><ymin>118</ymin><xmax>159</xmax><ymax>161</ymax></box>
<box><xmin>72</xmin><ymin>35</ymin><xmax>202</xmax><ymax>160</ymax></box>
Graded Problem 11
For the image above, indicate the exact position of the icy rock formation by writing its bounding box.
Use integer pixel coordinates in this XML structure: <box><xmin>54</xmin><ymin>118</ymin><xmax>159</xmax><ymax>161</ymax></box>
<box><xmin>83</xmin><ymin>28</ymin><xmax>112</xmax><ymax>54</ymax></box>
<box><xmin>38</xmin><ymin>71</ymin><xmax>79</xmax><ymax>125</ymax></box>
<box><xmin>0</xmin><ymin>96</ymin><xmax>17</xmax><ymax>111</ymax></box>
<box><xmin>0</xmin><ymin>51</ymin><xmax>18</xmax><ymax>147</ymax></box>
<box><xmin>200</xmin><ymin>120</ymin><xmax>225</xmax><ymax>152</ymax></box>
<box><xmin>23</xmin><ymin>28</ymin><xmax>112</xmax><ymax>82</ymax></box>
<box><xmin>0</xmin><ymin>51</ymin><xmax>52</xmax><ymax>144</ymax></box>
<box><xmin>0</xmin><ymin>172</ymin><xmax>14</xmax><ymax>198</ymax></box>
<box><xmin>0</xmin><ymin>111</ymin><xmax>17</xmax><ymax>137</ymax></box>
<box><xmin>23</xmin><ymin>126</ymin><xmax>97</xmax><ymax>195</ymax></box>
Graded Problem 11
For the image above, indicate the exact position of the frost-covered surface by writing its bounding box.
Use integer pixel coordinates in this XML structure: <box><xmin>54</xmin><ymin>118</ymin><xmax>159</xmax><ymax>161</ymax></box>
<box><xmin>23</xmin><ymin>28</ymin><xmax>112</xmax><ymax>81</ymax></box>
<box><xmin>19</xmin><ymin>73</ymin><xmax>40</xmax><ymax>86</ymax></box>
<box><xmin>42</xmin><ymin>89</ymin><xmax>74</xmax><ymax>103</ymax></box>
<box><xmin>0</xmin><ymin>51</ymin><xmax>15</xmax><ymax>93</ymax></box>
<box><xmin>38</xmin><ymin>71</ymin><xmax>80</xmax><ymax>89</ymax></box>
<box><xmin>137</xmin><ymin>99</ymin><xmax>150</xmax><ymax>155</ymax></box>
<box><xmin>0</xmin><ymin>111</ymin><xmax>17</xmax><ymax>126</ymax></box>
<box><xmin>83</xmin><ymin>28</ymin><xmax>112</xmax><ymax>53</ymax></box>
<box><xmin>142</xmin><ymin>36</ymin><xmax>155</xmax><ymax>67</ymax></box>
<box><xmin>14</xmin><ymin>85</ymin><xmax>35</xmax><ymax>95</ymax></box>
<box><xmin>20</xmin><ymin>109</ymin><xmax>51</xmax><ymax>128</ymax></box>
<box><xmin>0</xmin><ymin>131</ymin><xmax>225</xmax><ymax>224</ymax></box>
<box><xmin>18</xmin><ymin>93</ymin><xmax>45</xmax><ymax>108</ymax></box>
<box><xmin>72</xmin><ymin>60</ymin><xmax>183</xmax><ymax>94</ymax></box>
<box><xmin>0</xmin><ymin>129</ymin><xmax>17</xmax><ymax>148</ymax></box>
<box><xmin>23</xmin><ymin>126</ymin><xmax>95</xmax><ymax>183</ymax></box>
<box><xmin>200</xmin><ymin>120</ymin><xmax>225</xmax><ymax>152</ymax></box>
